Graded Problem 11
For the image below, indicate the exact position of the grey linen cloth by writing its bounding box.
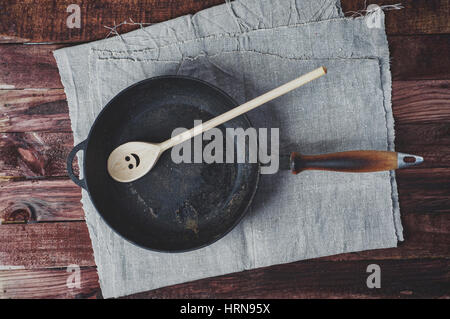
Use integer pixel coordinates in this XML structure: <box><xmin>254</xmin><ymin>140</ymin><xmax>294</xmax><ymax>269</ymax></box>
<box><xmin>54</xmin><ymin>0</ymin><xmax>402</xmax><ymax>298</ymax></box>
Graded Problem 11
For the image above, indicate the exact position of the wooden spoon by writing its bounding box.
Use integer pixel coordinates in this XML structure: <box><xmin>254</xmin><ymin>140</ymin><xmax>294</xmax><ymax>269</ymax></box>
<box><xmin>107</xmin><ymin>67</ymin><xmax>327</xmax><ymax>182</ymax></box>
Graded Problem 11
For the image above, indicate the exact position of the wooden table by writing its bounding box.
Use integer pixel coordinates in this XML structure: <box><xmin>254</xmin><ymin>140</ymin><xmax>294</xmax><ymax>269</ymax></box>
<box><xmin>0</xmin><ymin>0</ymin><xmax>448</xmax><ymax>299</ymax></box>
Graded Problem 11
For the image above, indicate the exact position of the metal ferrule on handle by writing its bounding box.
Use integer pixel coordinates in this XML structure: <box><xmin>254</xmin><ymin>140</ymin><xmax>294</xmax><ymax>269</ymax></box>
<box><xmin>397</xmin><ymin>152</ymin><xmax>424</xmax><ymax>168</ymax></box>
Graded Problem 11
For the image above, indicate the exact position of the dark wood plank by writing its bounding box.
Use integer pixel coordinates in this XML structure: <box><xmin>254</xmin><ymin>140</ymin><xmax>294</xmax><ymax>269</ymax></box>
<box><xmin>0</xmin><ymin>222</ymin><xmax>94</xmax><ymax>268</ymax></box>
<box><xmin>389</xmin><ymin>35</ymin><xmax>450</xmax><ymax>80</ymax></box>
<box><xmin>323</xmin><ymin>210</ymin><xmax>450</xmax><ymax>261</ymax></box>
<box><xmin>0</xmin><ymin>0</ymin><xmax>448</xmax><ymax>44</ymax></box>
<box><xmin>124</xmin><ymin>258</ymin><xmax>449</xmax><ymax>298</ymax></box>
<box><xmin>0</xmin><ymin>267</ymin><xmax>101</xmax><ymax>299</ymax></box>
<box><xmin>341</xmin><ymin>0</ymin><xmax>450</xmax><ymax>35</ymax></box>
<box><xmin>1</xmin><ymin>122</ymin><xmax>448</xmax><ymax>178</ymax></box>
<box><xmin>0</xmin><ymin>168</ymin><xmax>448</xmax><ymax>223</ymax></box>
<box><xmin>392</xmin><ymin>80</ymin><xmax>450</xmax><ymax>124</ymax></box>
<box><xmin>0</xmin><ymin>44</ymin><xmax>65</xmax><ymax>89</ymax></box>
<box><xmin>1</xmin><ymin>81</ymin><xmax>449</xmax><ymax>133</ymax></box>
<box><xmin>395</xmin><ymin>123</ymin><xmax>450</xmax><ymax>146</ymax></box>
<box><xmin>0</xmin><ymin>0</ymin><xmax>447</xmax><ymax>300</ymax></box>
<box><xmin>0</xmin><ymin>89</ymin><xmax>70</xmax><ymax>132</ymax></box>
<box><xmin>0</xmin><ymin>209</ymin><xmax>447</xmax><ymax>268</ymax></box>
<box><xmin>0</xmin><ymin>0</ymin><xmax>223</xmax><ymax>43</ymax></box>
<box><xmin>397</xmin><ymin>168</ymin><xmax>450</xmax><ymax>214</ymax></box>
<box><xmin>0</xmin><ymin>133</ymin><xmax>77</xmax><ymax>178</ymax></box>
<box><xmin>0</xmin><ymin>37</ymin><xmax>449</xmax><ymax>90</ymax></box>
<box><xmin>0</xmin><ymin>178</ymin><xmax>83</xmax><ymax>223</ymax></box>
<box><xmin>1</xmin><ymin>258</ymin><xmax>447</xmax><ymax>299</ymax></box>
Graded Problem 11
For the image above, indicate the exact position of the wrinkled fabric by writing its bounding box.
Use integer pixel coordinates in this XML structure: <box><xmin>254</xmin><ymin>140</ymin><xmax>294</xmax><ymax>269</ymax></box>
<box><xmin>53</xmin><ymin>0</ymin><xmax>401</xmax><ymax>298</ymax></box>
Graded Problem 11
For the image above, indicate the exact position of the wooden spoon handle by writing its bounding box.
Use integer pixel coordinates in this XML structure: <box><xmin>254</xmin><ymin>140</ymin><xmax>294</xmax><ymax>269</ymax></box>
<box><xmin>290</xmin><ymin>150</ymin><xmax>423</xmax><ymax>174</ymax></box>
<box><xmin>159</xmin><ymin>67</ymin><xmax>327</xmax><ymax>151</ymax></box>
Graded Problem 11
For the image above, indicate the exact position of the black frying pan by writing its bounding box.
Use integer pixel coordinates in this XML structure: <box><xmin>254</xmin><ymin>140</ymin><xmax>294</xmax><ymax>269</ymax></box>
<box><xmin>67</xmin><ymin>76</ymin><xmax>259</xmax><ymax>252</ymax></box>
<box><xmin>67</xmin><ymin>76</ymin><xmax>423</xmax><ymax>252</ymax></box>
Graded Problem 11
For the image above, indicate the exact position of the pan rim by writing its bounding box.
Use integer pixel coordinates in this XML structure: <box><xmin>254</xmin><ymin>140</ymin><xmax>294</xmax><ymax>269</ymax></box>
<box><xmin>82</xmin><ymin>75</ymin><xmax>260</xmax><ymax>252</ymax></box>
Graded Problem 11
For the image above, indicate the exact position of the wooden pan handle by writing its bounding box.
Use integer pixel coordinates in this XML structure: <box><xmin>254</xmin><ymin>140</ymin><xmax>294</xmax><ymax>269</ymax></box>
<box><xmin>290</xmin><ymin>150</ymin><xmax>423</xmax><ymax>174</ymax></box>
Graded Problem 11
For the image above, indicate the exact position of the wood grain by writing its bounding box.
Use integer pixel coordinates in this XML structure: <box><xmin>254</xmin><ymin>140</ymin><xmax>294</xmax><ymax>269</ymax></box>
<box><xmin>1</xmin><ymin>258</ymin><xmax>448</xmax><ymax>299</ymax></box>
<box><xmin>124</xmin><ymin>258</ymin><xmax>449</xmax><ymax>299</ymax></box>
<box><xmin>1</xmin><ymin>122</ymin><xmax>448</xmax><ymax>178</ymax></box>
<box><xmin>0</xmin><ymin>0</ymin><xmax>448</xmax><ymax>44</ymax></box>
<box><xmin>397</xmin><ymin>168</ymin><xmax>450</xmax><ymax>214</ymax></box>
<box><xmin>0</xmin><ymin>89</ymin><xmax>70</xmax><ymax>132</ymax></box>
<box><xmin>392</xmin><ymin>81</ymin><xmax>450</xmax><ymax>124</ymax></box>
<box><xmin>0</xmin><ymin>222</ymin><xmax>94</xmax><ymax>268</ymax></box>
<box><xmin>0</xmin><ymin>0</ymin><xmax>448</xmax><ymax>300</ymax></box>
<box><xmin>0</xmin><ymin>178</ymin><xmax>83</xmax><ymax>223</ymax></box>
<box><xmin>0</xmin><ymin>37</ymin><xmax>449</xmax><ymax>89</ymax></box>
<box><xmin>395</xmin><ymin>123</ymin><xmax>450</xmax><ymax>146</ymax></box>
<box><xmin>0</xmin><ymin>267</ymin><xmax>101</xmax><ymax>299</ymax></box>
<box><xmin>389</xmin><ymin>35</ymin><xmax>450</xmax><ymax>80</ymax></box>
<box><xmin>0</xmin><ymin>209</ymin><xmax>447</xmax><ymax>269</ymax></box>
<box><xmin>0</xmin><ymin>168</ymin><xmax>447</xmax><ymax>224</ymax></box>
<box><xmin>341</xmin><ymin>0</ymin><xmax>450</xmax><ymax>36</ymax></box>
<box><xmin>0</xmin><ymin>133</ymin><xmax>77</xmax><ymax>178</ymax></box>
<box><xmin>1</xmin><ymin>81</ymin><xmax>449</xmax><ymax>133</ymax></box>
<box><xmin>0</xmin><ymin>44</ymin><xmax>65</xmax><ymax>89</ymax></box>
<box><xmin>0</xmin><ymin>0</ymin><xmax>223</xmax><ymax>43</ymax></box>
<box><xmin>0</xmin><ymin>167</ymin><xmax>448</xmax><ymax>222</ymax></box>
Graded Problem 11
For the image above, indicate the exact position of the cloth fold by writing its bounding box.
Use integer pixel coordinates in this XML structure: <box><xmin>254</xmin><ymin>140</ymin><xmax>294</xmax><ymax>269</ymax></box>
<box><xmin>54</xmin><ymin>0</ymin><xmax>401</xmax><ymax>298</ymax></box>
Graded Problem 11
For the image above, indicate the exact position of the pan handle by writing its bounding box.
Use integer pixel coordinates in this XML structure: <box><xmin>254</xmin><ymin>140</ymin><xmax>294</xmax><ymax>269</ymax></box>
<box><xmin>290</xmin><ymin>150</ymin><xmax>423</xmax><ymax>174</ymax></box>
<box><xmin>67</xmin><ymin>140</ymin><xmax>87</xmax><ymax>189</ymax></box>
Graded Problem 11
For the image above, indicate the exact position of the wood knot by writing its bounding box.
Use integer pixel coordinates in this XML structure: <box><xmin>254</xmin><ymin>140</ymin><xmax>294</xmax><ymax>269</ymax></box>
<box><xmin>1</xmin><ymin>203</ymin><xmax>33</xmax><ymax>224</ymax></box>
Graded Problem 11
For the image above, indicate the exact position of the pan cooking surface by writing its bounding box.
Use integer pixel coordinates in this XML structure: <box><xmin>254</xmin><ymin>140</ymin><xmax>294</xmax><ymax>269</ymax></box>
<box><xmin>83</xmin><ymin>77</ymin><xmax>259</xmax><ymax>251</ymax></box>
